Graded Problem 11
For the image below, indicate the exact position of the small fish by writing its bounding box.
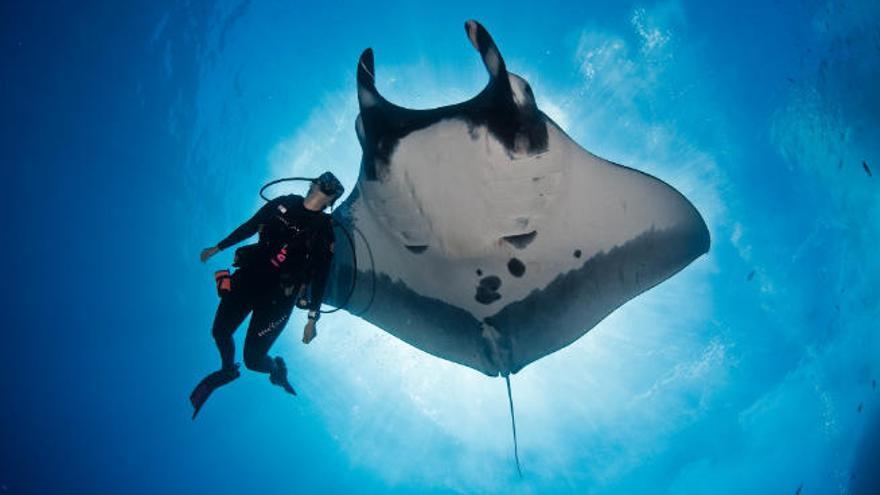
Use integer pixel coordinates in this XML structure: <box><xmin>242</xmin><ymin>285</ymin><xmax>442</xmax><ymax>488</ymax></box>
<box><xmin>864</xmin><ymin>160</ymin><xmax>873</xmax><ymax>177</ymax></box>
<box><xmin>858</xmin><ymin>403</ymin><xmax>863</xmax><ymax>413</ymax></box>
<box><xmin>796</xmin><ymin>483</ymin><xmax>803</xmax><ymax>495</ymax></box>
<box><xmin>873</xmin><ymin>379</ymin><xmax>876</xmax><ymax>390</ymax></box>
<box><xmin>747</xmin><ymin>270</ymin><xmax>756</xmax><ymax>281</ymax></box>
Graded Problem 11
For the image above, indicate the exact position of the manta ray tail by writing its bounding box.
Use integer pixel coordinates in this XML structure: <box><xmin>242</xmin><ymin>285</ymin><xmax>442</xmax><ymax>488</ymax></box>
<box><xmin>504</xmin><ymin>374</ymin><xmax>523</xmax><ymax>478</ymax></box>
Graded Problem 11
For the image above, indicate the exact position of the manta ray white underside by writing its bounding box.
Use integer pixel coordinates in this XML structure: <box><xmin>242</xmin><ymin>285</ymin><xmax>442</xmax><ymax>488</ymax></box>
<box><xmin>323</xmin><ymin>20</ymin><xmax>710</xmax><ymax>376</ymax></box>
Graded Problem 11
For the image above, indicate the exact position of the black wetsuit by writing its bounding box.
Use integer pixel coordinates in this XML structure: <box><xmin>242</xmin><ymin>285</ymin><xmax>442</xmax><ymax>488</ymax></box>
<box><xmin>211</xmin><ymin>194</ymin><xmax>334</xmax><ymax>373</ymax></box>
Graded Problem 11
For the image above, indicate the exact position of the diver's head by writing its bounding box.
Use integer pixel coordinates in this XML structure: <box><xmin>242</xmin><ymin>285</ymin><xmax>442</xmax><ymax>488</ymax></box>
<box><xmin>306</xmin><ymin>171</ymin><xmax>345</xmax><ymax>210</ymax></box>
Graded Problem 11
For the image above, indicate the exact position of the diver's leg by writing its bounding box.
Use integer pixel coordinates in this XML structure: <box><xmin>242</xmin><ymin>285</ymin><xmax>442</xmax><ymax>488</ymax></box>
<box><xmin>242</xmin><ymin>296</ymin><xmax>293</xmax><ymax>373</ymax></box>
<box><xmin>191</xmin><ymin>274</ymin><xmax>253</xmax><ymax>418</ymax></box>
<box><xmin>243</xmin><ymin>296</ymin><xmax>297</xmax><ymax>395</ymax></box>
<box><xmin>211</xmin><ymin>279</ymin><xmax>252</xmax><ymax>369</ymax></box>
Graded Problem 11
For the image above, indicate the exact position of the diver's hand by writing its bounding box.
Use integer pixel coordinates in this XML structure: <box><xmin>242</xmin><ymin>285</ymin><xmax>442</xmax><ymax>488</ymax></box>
<box><xmin>302</xmin><ymin>320</ymin><xmax>317</xmax><ymax>344</ymax></box>
<box><xmin>200</xmin><ymin>246</ymin><xmax>220</xmax><ymax>263</ymax></box>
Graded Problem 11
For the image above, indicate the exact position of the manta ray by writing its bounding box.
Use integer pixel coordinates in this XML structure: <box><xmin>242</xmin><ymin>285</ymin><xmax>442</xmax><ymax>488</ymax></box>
<box><xmin>323</xmin><ymin>20</ymin><xmax>710</xmax><ymax>378</ymax></box>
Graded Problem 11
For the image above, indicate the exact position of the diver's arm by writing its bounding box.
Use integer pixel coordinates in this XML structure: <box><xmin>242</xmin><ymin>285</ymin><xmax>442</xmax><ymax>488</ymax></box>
<box><xmin>302</xmin><ymin>225</ymin><xmax>334</xmax><ymax>345</ymax></box>
<box><xmin>302</xmin><ymin>238</ymin><xmax>331</xmax><ymax>345</ymax></box>
<box><xmin>215</xmin><ymin>197</ymin><xmax>282</xmax><ymax>251</ymax></box>
<box><xmin>306</xmin><ymin>233</ymin><xmax>335</xmax><ymax>315</ymax></box>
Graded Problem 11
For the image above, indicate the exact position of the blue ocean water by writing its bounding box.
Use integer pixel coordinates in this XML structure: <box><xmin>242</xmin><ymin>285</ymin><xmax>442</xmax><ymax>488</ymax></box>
<box><xmin>2</xmin><ymin>1</ymin><xmax>878</xmax><ymax>494</ymax></box>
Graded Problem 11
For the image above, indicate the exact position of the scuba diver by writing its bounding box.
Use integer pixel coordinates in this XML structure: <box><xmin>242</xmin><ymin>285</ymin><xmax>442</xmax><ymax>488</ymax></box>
<box><xmin>190</xmin><ymin>171</ymin><xmax>345</xmax><ymax>419</ymax></box>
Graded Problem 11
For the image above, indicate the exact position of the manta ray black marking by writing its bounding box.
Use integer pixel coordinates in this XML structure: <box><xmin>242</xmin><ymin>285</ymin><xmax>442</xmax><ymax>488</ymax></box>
<box><xmin>325</xmin><ymin>20</ymin><xmax>710</xmax><ymax>377</ymax></box>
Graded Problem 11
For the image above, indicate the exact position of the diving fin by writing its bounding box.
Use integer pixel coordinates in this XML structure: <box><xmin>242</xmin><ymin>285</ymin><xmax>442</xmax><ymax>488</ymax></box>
<box><xmin>190</xmin><ymin>363</ymin><xmax>241</xmax><ymax>419</ymax></box>
<box><xmin>269</xmin><ymin>356</ymin><xmax>297</xmax><ymax>396</ymax></box>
